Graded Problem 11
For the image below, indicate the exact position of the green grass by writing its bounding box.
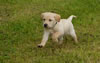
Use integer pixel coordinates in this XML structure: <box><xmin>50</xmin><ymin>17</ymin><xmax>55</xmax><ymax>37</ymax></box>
<box><xmin>0</xmin><ymin>0</ymin><xmax>100</xmax><ymax>63</ymax></box>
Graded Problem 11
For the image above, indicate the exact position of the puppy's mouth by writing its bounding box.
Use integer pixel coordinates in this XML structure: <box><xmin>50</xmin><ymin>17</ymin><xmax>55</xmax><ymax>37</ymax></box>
<box><xmin>44</xmin><ymin>27</ymin><xmax>53</xmax><ymax>30</ymax></box>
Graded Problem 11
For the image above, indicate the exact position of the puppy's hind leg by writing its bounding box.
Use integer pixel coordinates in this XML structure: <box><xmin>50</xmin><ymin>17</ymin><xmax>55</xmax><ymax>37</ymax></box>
<box><xmin>70</xmin><ymin>30</ymin><xmax>78</xmax><ymax>43</ymax></box>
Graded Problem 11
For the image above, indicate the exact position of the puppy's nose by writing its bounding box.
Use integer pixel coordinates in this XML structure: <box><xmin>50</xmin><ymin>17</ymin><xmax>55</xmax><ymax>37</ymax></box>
<box><xmin>44</xmin><ymin>24</ymin><xmax>48</xmax><ymax>28</ymax></box>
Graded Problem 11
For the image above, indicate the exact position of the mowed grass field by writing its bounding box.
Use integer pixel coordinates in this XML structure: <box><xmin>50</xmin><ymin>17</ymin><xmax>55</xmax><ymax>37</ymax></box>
<box><xmin>0</xmin><ymin>0</ymin><xmax>100</xmax><ymax>63</ymax></box>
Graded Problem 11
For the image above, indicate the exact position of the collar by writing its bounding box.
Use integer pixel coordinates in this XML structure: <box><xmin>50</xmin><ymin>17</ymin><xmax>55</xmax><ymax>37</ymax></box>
<box><xmin>55</xmin><ymin>22</ymin><xmax>57</xmax><ymax>25</ymax></box>
<box><xmin>53</xmin><ymin>22</ymin><xmax>57</xmax><ymax>28</ymax></box>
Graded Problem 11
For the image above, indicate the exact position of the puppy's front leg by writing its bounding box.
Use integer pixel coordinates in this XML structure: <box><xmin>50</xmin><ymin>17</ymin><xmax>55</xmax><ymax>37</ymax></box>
<box><xmin>52</xmin><ymin>32</ymin><xmax>61</xmax><ymax>43</ymax></box>
<box><xmin>38</xmin><ymin>30</ymin><xmax>50</xmax><ymax>48</ymax></box>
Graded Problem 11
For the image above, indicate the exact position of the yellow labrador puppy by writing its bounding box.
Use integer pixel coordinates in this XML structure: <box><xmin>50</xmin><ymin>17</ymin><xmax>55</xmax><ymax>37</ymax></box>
<box><xmin>38</xmin><ymin>12</ymin><xmax>78</xmax><ymax>48</ymax></box>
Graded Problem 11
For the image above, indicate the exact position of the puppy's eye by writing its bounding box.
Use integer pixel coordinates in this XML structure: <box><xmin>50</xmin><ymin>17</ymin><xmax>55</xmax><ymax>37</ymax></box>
<box><xmin>43</xmin><ymin>19</ymin><xmax>45</xmax><ymax>21</ymax></box>
<box><xmin>49</xmin><ymin>19</ymin><xmax>52</xmax><ymax>22</ymax></box>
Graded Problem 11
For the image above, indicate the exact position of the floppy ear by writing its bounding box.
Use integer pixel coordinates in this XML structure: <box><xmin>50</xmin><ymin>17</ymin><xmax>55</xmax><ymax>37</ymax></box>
<box><xmin>54</xmin><ymin>14</ymin><xmax>61</xmax><ymax>22</ymax></box>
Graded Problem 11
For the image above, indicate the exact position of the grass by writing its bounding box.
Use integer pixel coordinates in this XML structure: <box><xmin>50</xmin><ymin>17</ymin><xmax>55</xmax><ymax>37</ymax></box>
<box><xmin>0</xmin><ymin>0</ymin><xmax>100</xmax><ymax>63</ymax></box>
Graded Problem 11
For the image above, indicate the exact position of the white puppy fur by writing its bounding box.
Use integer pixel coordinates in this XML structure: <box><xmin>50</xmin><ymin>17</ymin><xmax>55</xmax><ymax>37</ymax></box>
<box><xmin>38</xmin><ymin>12</ymin><xmax>78</xmax><ymax>47</ymax></box>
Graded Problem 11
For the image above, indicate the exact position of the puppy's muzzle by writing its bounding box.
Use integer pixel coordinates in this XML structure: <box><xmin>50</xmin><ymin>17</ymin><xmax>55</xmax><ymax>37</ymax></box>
<box><xmin>44</xmin><ymin>24</ymin><xmax>48</xmax><ymax>28</ymax></box>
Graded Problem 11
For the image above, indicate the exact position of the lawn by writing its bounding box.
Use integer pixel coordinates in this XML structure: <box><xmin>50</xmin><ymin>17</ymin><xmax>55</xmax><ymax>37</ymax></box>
<box><xmin>0</xmin><ymin>0</ymin><xmax>100</xmax><ymax>63</ymax></box>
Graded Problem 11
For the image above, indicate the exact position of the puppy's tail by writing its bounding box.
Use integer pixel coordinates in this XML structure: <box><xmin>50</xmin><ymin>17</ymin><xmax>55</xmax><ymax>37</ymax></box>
<box><xmin>67</xmin><ymin>15</ymin><xmax>77</xmax><ymax>21</ymax></box>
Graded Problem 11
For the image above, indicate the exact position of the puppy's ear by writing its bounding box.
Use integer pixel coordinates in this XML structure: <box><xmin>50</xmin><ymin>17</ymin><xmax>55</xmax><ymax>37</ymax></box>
<box><xmin>41</xmin><ymin>13</ymin><xmax>44</xmax><ymax>19</ymax></box>
<box><xmin>54</xmin><ymin>14</ymin><xmax>61</xmax><ymax>22</ymax></box>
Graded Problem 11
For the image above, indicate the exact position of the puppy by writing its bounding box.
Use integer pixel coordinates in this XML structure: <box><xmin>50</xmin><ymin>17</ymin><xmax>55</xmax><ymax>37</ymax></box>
<box><xmin>38</xmin><ymin>12</ymin><xmax>78</xmax><ymax>48</ymax></box>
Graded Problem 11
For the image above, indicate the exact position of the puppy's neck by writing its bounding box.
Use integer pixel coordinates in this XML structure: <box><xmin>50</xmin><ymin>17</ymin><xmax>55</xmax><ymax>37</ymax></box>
<box><xmin>52</xmin><ymin>22</ymin><xmax>57</xmax><ymax>29</ymax></box>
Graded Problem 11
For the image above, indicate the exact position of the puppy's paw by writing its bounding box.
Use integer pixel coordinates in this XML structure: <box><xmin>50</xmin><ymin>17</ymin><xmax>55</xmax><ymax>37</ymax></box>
<box><xmin>37</xmin><ymin>44</ymin><xmax>44</xmax><ymax>48</ymax></box>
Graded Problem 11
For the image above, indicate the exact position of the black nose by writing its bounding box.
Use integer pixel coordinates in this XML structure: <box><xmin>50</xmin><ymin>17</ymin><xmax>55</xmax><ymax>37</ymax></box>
<box><xmin>44</xmin><ymin>24</ymin><xmax>48</xmax><ymax>27</ymax></box>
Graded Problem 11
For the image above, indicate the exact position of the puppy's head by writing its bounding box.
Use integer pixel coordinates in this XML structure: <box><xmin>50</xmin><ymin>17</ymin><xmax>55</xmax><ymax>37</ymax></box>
<box><xmin>41</xmin><ymin>12</ymin><xmax>61</xmax><ymax>28</ymax></box>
